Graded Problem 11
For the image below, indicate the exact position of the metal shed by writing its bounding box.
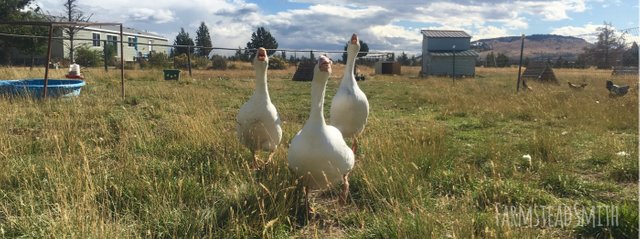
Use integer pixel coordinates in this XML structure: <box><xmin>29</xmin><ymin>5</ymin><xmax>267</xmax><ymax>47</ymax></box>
<box><xmin>421</xmin><ymin>30</ymin><xmax>478</xmax><ymax>77</ymax></box>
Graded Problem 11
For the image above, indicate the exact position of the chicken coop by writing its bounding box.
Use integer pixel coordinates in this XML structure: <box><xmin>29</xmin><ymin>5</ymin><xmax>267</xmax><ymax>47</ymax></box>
<box><xmin>421</xmin><ymin>30</ymin><xmax>478</xmax><ymax>77</ymax></box>
<box><xmin>375</xmin><ymin>61</ymin><xmax>401</xmax><ymax>75</ymax></box>
<box><xmin>292</xmin><ymin>61</ymin><xmax>315</xmax><ymax>81</ymax></box>
<box><xmin>521</xmin><ymin>61</ymin><xmax>558</xmax><ymax>83</ymax></box>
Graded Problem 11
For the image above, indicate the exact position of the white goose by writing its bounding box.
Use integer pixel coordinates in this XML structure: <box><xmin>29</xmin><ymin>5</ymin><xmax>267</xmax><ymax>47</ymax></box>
<box><xmin>288</xmin><ymin>55</ymin><xmax>355</xmax><ymax>203</ymax></box>
<box><xmin>237</xmin><ymin>47</ymin><xmax>282</xmax><ymax>166</ymax></box>
<box><xmin>330</xmin><ymin>33</ymin><xmax>370</xmax><ymax>153</ymax></box>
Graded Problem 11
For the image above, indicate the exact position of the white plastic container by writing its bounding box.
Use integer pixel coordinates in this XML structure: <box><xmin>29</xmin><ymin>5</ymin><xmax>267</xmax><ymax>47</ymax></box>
<box><xmin>69</xmin><ymin>63</ymin><xmax>81</xmax><ymax>75</ymax></box>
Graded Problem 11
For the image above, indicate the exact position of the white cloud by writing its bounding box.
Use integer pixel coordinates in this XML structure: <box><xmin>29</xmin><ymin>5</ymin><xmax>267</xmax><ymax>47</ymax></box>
<box><xmin>551</xmin><ymin>23</ymin><xmax>602</xmax><ymax>42</ymax></box>
<box><xmin>473</xmin><ymin>25</ymin><xmax>511</xmax><ymax>40</ymax></box>
<box><xmin>128</xmin><ymin>8</ymin><xmax>175</xmax><ymax>24</ymax></box>
<box><xmin>29</xmin><ymin>0</ymin><xmax>606</xmax><ymax>56</ymax></box>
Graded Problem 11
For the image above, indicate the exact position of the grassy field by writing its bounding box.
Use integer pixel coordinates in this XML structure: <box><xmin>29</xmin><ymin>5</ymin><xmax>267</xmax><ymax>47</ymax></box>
<box><xmin>0</xmin><ymin>63</ymin><xmax>638</xmax><ymax>238</ymax></box>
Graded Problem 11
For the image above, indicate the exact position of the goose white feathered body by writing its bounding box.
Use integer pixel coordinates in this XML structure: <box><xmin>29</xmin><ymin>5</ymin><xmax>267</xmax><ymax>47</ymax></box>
<box><xmin>237</xmin><ymin>50</ymin><xmax>282</xmax><ymax>154</ymax></box>
<box><xmin>330</xmin><ymin>83</ymin><xmax>369</xmax><ymax>138</ymax></box>
<box><xmin>330</xmin><ymin>34</ymin><xmax>369</xmax><ymax>139</ymax></box>
<box><xmin>288</xmin><ymin>56</ymin><xmax>354</xmax><ymax>190</ymax></box>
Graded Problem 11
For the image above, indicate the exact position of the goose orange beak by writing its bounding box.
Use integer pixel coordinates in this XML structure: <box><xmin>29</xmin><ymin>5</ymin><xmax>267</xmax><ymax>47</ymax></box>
<box><xmin>257</xmin><ymin>47</ymin><xmax>267</xmax><ymax>61</ymax></box>
<box><xmin>350</xmin><ymin>34</ymin><xmax>358</xmax><ymax>44</ymax></box>
<box><xmin>319</xmin><ymin>55</ymin><xmax>332</xmax><ymax>72</ymax></box>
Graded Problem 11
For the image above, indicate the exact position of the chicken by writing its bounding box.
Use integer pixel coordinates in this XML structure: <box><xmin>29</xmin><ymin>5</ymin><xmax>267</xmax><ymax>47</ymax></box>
<box><xmin>568</xmin><ymin>82</ymin><xmax>587</xmax><ymax>89</ymax></box>
<box><xmin>606</xmin><ymin>80</ymin><xmax>629</xmax><ymax>97</ymax></box>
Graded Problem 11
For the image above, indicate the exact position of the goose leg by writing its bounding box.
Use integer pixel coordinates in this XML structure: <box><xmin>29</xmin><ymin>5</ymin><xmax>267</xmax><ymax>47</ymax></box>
<box><xmin>339</xmin><ymin>173</ymin><xmax>350</xmax><ymax>205</ymax></box>
<box><xmin>266</xmin><ymin>151</ymin><xmax>275</xmax><ymax>165</ymax></box>
<box><xmin>351</xmin><ymin>137</ymin><xmax>359</xmax><ymax>154</ymax></box>
<box><xmin>251</xmin><ymin>150</ymin><xmax>262</xmax><ymax>169</ymax></box>
<box><xmin>304</xmin><ymin>186</ymin><xmax>314</xmax><ymax>214</ymax></box>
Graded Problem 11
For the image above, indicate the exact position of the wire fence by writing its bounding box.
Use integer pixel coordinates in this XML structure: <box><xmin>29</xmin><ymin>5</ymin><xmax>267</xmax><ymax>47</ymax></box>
<box><xmin>0</xmin><ymin>31</ymin><xmax>391</xmax><ymax>60</ymax></box>
<box><xmin>1</xmin><ymin>25</ymin><xmax>638</xmax><ymax>69</ymax></box>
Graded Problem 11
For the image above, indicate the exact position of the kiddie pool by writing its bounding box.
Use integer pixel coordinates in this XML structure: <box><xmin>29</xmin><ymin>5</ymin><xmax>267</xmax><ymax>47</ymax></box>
<box><xmin>0</xmin><ymin>79</ymin><xmax>86</xmax><ymax>98</ymax></box>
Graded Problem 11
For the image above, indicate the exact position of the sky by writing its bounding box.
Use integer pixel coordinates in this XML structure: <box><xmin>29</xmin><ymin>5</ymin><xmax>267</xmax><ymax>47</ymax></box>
<box><xmin>30</xmin><ymin>0</ymin><xmax>639</xmax><ymax>56</ymax></box>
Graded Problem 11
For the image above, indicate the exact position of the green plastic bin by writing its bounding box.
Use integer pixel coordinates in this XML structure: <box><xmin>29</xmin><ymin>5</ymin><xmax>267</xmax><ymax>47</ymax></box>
<box><xmin>163</xmin><ymin>69</ymin><xmax>181</xmax><ymax>80</ymax></box>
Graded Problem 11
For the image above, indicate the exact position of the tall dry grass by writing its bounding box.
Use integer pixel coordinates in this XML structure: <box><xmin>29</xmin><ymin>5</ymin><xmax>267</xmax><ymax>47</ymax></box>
<box><xmin>0</xmin><ymin>64</ymin><xmax>637</xmax><ymax>238</ymax></box>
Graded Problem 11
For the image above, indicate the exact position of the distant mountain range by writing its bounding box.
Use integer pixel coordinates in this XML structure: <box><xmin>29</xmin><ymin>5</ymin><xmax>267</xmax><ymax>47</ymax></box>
<box><xmin>471</xmin><ymin>34</ymin><xmax>592</xmax><ymax>61</ymax></box>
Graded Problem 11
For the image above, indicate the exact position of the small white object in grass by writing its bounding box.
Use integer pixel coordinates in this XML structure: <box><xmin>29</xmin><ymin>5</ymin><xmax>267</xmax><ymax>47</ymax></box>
<box><xmin>616</xmin><ymin>151</ymin><xmax>629</xmax><ymax>157</ymax></box>
<box><xmin>561</xmin><ymin>131</ymin><xmax>568</xmax><ymax>135</ymax></box>
<box><xmin>523</xmin><ymin>154</ymin><xmax>532</xmax><ymax>167</ymax></box>
<box><xmin>596</xmin><ymin>100</ymin><xmax>600</xmax><ymax>104</ymax></box>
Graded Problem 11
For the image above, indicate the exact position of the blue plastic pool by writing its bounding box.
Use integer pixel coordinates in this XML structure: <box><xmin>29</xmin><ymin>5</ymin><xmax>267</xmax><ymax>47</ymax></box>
<box><xmin>0</xmin><ymin>79</ymin><xmax>86</xmax><ymax>98</ymax></box>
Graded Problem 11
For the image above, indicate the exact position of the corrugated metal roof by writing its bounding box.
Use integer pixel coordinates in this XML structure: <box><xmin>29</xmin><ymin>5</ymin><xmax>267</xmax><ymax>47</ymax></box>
<box><xmin>429</xmin><ymin>50</ymin><xmax>479</xmax><ymax>57</ymax></box>
<box><xmin>85</xmin><ymin>25</ymin><xmax>167</xmax><ymax>39</ymax></box>
<box><xmin>421</xmin><ymin>30</ymin><xmax>471</xmax><ymax>38</ymax></box>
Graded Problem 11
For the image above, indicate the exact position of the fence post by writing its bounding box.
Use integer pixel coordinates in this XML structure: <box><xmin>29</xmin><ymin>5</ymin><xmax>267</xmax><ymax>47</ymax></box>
<box><xmin>120</xmin><ymin>24</ymin><xmax>125</xmax><ymax>99</ymax></box>
<box><xmin>187</xmin><ymin>46</ymin><xmax>192</xmax><ymax>77</ymax></box>
<box><xmin>452</xmin><ymin>44</ymin><xmax>456</xmax><ymax>82</ymax></box>
<box><xmin>103</xmin><ymin>40</ymin><xmax>108</xmax><ymax>71</ymax></box>
<box><xmin>516</xmin><ymin>34</ymin><xmax>525</xmax><ymax>92</ymax></box>
<box><xmin>43</xmin><ymin>23</ymin><xmax>53</xmax><ymax>98</ymax></box>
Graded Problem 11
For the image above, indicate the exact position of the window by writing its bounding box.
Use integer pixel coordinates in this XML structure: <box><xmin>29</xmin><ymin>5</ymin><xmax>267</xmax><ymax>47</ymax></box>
<box><xmin>92</xmin><ymin>33</ymin><xmax>100</xmax><ymax>47</ymax></box>
<box><xmin>106</xmin><ymin>35</ymin><xmax>118</xmax><ymax>56</ymax></box>
<box><xmin>148</xmin><ymin>40</ymin><xmax>153</xmax><ymax>52</ymax></box>
<box><xmin>128</xmin><ymin>37</ymin><xmax>135</xmax><ymax>47</ymax></box>
<box><xmin>107</xmin><ymin>35</ymin><xmax>118</xmax><ymax>46</ymax></box>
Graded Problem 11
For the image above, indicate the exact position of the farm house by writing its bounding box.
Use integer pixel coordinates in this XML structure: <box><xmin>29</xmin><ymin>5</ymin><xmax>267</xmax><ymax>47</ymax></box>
<box><xmin>6</xmin><ymin>24</ymin><xmax>170</xmax><ymax>64</ymax></box>
<box><xmin>420</xmin><ymin>30</ymin><xmax>478</xmax><ymax>77</ymax></box>
<box><xmin>50</xmin><ymin>25</ymin><xmax>170</xmax><ymax>62</ymax></box>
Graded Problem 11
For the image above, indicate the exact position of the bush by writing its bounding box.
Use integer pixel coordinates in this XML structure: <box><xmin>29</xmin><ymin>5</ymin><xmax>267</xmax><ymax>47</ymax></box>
<box><xmin>104</xmin><ymin>45</ymin><xmax>117</xmax><ymax>66</ymax></box>
<box><xmin>210</xmin><ymin>55</ymin><xmax>227</xmax><ymax>70</ymax></box>
<box><xmin>148</xmin><ymin>51</ymin><xmax>171</xmax><ymax>68</ymax></box>
<box><xmin>173</xmin><ymin>53</ymin><xmax>189</xmax><ymax>69</ymax></box>
<box><xmin>269</xmin><ymin>56</ymin><xmax>287</xmax><ymax>70</ymax></box>
<box><xmin>194</xmin><ymin>56</ymin><xmax>209</xmax><ymax>69</ymax></box>
<box><xmin>75</xmin><ymin>46</ymin><xmax>102</xmax><ymax>67</ymax></box>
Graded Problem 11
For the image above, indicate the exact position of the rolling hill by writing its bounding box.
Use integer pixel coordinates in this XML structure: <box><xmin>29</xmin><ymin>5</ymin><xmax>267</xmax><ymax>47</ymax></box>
<box><xmin>472</xmin><ymin>34</ymin><xmax>592</xmax><ymax>62</ymax></box>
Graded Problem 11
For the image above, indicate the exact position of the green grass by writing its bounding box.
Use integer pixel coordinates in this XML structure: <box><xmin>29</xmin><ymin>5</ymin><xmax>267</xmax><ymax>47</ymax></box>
<box><xmin>0</xmin><ymin>65</ymin><xmax>637</xmax><ymax>238</ymax></box>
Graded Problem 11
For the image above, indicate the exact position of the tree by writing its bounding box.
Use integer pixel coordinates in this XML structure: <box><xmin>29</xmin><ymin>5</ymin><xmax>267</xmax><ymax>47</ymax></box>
<box><xmin>173</xmin><ymin>28</ymin><xmax>195</xmax><ymax>56</ymax></box>
<box><xmin>622</xmin><ymin>42</ymin><xmax>638</xmax><ymax>66</ymax></box>
<box><xmin>554</xmin><ymin>56</ymin><xmax>565</xmax><ymax>68</ymax></box>
<box><xmin>0</xmin><ymin>0</ymin><xmax>36</xmax><ymax>64</ymax></box>
<box><xmin>342</xmin><ymin>40</ymin><xmax>369</xmax><ymax>63</ymax></box>
<box><xmin>495</xmin><ymin>53</ymin><xmax>509</xmax><ymax>67</ymax></box>
<box><xmin>410</xmin><ymin>55</ymin><xmax>418</xmax><ymax>66</ymax></box>
<box><xmin>232</xmin><ymin>47</ymin><xmax>250</xmax><ymax>62</ymax></box>
<box><xmin>579</xmin><ymin>22</ymin><xmax>626</xmax><ymax>68</ymax></box>
<box><xmin>60</xmin><ymin>0</ymin><xmax>93</xmax><ymax>63</ymax></box>
<box><xmin>0</xmin><ymin>0</ymin><xmax>33</xmax><ymax>20</ymax></box>
<box><xmin>246</xmin><ymin>27</ymin><xmax>279</xmax><ymax>56</ymax></box>
<box><xmin>9</xmin><ymin>8</ymin><xmax>48</xmax><ymax>68</ymax></box>
<box><xmin>195</xmin><ymin>22</ymin><xmax>212</xmax><ymax>57</ymax></box>
<box><xmin>485</xmin><ymin>52</ymin><xmax>496</xmax><ymax>67</ymax></box>
<box><xmin>397</xmin><ymin>52</ymin><xmax>410</xmax><ymax>66</ymax></box>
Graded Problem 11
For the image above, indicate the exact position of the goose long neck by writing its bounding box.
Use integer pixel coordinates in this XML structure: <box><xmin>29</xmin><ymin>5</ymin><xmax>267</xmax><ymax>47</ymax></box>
<box><xmin>308</xmin><ymin>78</ymin><xmax>327</xmax><ymax>126</ymax></box>
<box><xmin>254</xmin><ymin>65</ymin><xmax>269</xmax><ymax>99</ymax></box>
<box><xmin>342</xmin><ymin>49</ymin><xmax>358</xmax><ymax>88</ymax></box>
